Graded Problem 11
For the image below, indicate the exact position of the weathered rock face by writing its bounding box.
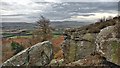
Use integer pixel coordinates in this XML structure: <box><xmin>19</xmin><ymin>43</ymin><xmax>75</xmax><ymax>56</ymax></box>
<box><xmin>61</xmin><ymin>32</ymin><xmax>96</xmax><ymax>63</ymax></box>
<box><xmin>96</xmin><ymin>25</ymin><xmax>120</xmax><ymax>65</ymax></box>
<box><xmin>48</xmin><ymin>59</ymin><xmax>64</xmax><ymax>66</ymax></box>
<box><xmin>2</xmin><ymin>41</ymin><xmax>53</xmax><ymax>66</ymax></box>
<box><xmin>67</xmin><ymin>52</ymin><xmax>120</xmax><ymax>67</ymax></box>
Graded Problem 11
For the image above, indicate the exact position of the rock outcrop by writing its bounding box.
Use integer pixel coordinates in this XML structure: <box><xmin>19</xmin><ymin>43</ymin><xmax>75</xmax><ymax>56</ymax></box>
<box><xmin>61</xmin><ymin>16</ymin><xmax>120</xmax><ymax>65</ymax></box>
<box><xmin>96</xmin><ymin>23</ymin><xmax>120</xmax><ymax>65</ymax></box>
<box><xmin>2</xmin><ymin>41</ymin><xmax>53</xmax><ymax>66</ymax></box>
<box><xmin>61</xmin><ymin>30</ymin><xmax>96</xmax><ymax>63</ymax></box>
<box><xmin>67</xmin><ymin>52</ymin><xmax>120</xmax><ymax>67</ymax></box>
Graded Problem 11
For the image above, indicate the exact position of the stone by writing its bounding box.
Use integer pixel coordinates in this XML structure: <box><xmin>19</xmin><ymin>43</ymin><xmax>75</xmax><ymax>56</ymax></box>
<box><xmin>61</xmin><ymin>33</ymin><xmax>96</xmax><ymax>63</ymax></box>
<box><xmin>2</xmin><ymin>41</ymin><xmax>53</xmax><ymax>66</ymax></box>
<box><xmin>48</xmin><ymin>59</ymin><xmax>64</xmax><ymax>66</ymax></box>
<box><xmin>83</xmin><ymin>33</ymin><xmax>96</xmax><ymax>42</ymax></box>
<box><xmin>2</xmin><ymin>48</ymin><xmax>29</xmax><ymax>66</ymax></box>
<box><xmin>66</xmin><ymin>52</ymin><xmax>120</xmax><ymax>67</ymax></box>
<box><xmin>29</xmin><ymin>41</ymin><xmax>53</xmax><ymax>66</ymax></box>
<box><xmin>96</xmin><ymin>25</ymin><xmax>120</xmax><ymax>65</ymax></box>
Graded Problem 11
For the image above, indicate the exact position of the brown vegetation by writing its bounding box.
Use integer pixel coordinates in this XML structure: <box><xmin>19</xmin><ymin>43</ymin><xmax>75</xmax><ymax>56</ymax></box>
<box><xmin>2</xmin><ymin>38</ymin><xmax>30</xmax><ymax>62</ymax></box>
<box><xmin>52</xmin><ymin>36</ymin><xmax>64</xmax><ymax>59</ymax></box>
<box><xmin>65</xmin><ymin>16</ymin><xmax>119</xmax><ymax>34</ymax></box>
<box><xmin>2</xmin><ymin>35</ymin><xmax>64</xmax><ymax>62</ymax></box>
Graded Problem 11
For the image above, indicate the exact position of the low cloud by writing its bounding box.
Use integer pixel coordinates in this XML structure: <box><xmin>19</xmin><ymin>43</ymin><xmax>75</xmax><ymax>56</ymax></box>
<box><xmin>64</xmin><ymin>13</ymin><xmax>117</xmax><ymax>22</ymax></box>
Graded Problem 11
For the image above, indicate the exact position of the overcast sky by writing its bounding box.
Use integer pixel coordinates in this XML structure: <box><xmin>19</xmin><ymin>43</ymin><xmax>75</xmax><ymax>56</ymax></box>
<box><xmin>1</xmin><ymin>0</ymin><xmax>119</xmax><ymax>3</ymax></box>
<box><xmin>27</xmin><ymin>0</ymin><xmax>119</xmax><ymax>2</ymax></box>
<box><xmin>1</xmin><ymin>0</ymin><xmax>119</xmax><ymax>22</ymax></box>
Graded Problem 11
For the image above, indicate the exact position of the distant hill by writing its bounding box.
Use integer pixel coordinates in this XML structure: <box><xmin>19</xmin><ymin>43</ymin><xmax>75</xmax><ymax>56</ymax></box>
<box><xmin>2</xmin><ymin>22</ymin><xmax>36</xmax><ymax>30</ymax></box>
<box><xmin>2</xmin><ymin>21</ymin><xmax>89</xmax><ymax>30</ymax></box>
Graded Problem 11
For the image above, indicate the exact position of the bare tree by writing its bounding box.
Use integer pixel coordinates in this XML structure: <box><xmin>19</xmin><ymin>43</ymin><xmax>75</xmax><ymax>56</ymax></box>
<box><xmin>33</xmin><ymin>16</ymin><xmax>52</xmax><ymax>42</ymax></box>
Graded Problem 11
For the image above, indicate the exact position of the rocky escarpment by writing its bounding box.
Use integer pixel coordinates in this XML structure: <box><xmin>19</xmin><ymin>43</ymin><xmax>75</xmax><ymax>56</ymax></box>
<box><xmin>48</xmin><ymin>52</ymin><xmax>120</xmax><ymax>67</ymax></box>
<box><xmin>61</xmin><ymin>16</ymin><xmax>120</xmax><ymax>65</ymax></box>
<box><xmin>2</xmin><ymin>41</ymin><xmax>53</xmax><ymax>66</ymax></box>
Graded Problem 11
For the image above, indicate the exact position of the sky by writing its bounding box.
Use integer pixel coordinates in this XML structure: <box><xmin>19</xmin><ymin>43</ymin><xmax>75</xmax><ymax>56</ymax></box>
<box><xmin>1</xmin><ymin>0</ymin><xmax>119</xmax><ymax>22</ymax></box>
<box><xmin>32</xmin><ymin>0</ymin><xmax>119</xmax><ymax>2</ymax></box>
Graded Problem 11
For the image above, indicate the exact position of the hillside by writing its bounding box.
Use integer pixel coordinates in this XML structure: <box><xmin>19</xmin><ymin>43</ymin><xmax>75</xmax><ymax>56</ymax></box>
<box><xmin>65</xmin><ymin>16</ymin><xmax>120</xmax><ymax>34</ymax></box>
<box><xmin>2</xmin><ymin>16</ymin><xmax>120</xmax><ymax>67</ymax></box>
<box><xmin>60</xmin><ymin>16</ymin><xmax>120</xmax><ymax>65</ymax></box>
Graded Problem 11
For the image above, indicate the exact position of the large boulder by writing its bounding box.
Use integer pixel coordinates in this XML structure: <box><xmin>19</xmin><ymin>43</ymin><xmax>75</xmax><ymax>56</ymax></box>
<box><xmin>96</xmin><ymin>25</ymin><xmax>120</xmax><ymax>65</ymax></box>
<box><xmin>61</xmin><ymin>33</ymin><xmax>96</xmax><ymax>63</ymax></box>
<box><xmin>2</xmin><ymin>41</ymin><xmax>53</xmax><ymax>66</ymax></box>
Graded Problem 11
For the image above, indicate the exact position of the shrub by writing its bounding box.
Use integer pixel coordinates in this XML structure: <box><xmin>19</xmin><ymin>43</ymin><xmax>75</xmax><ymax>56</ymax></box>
<box><xmin>11</xmin><ymin>42</ymin><xmax>24</xmax><ymax>55</ymax></box>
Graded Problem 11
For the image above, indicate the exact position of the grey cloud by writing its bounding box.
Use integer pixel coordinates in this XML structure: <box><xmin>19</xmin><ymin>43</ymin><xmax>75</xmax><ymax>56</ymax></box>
<box><xmin>1</xmin><ymin>0</ymin><xmax>118</xmax><ymax>22</ymax></box>
<box><xmin>2</xmin><ymin>14</ymin><xmax>26</xmax><ymax>16</ymax></box>
<box><xmin>60</xmin><ymin>0</ymin><xmax>119</xmax><ymax>2</ymax></box>
<box><xmin>1</xmin><ymin>2</ymin><xmax>12</xmax><ymax>6</ymax></box>
<box><xmin>32</xmin><ymin>0</ymin><xmax>119</xmax><ymax>2</ymax></box>
<box><xmin>80</xmin><ymin>14</ymin><xmax>95</xmax><ymax>17</ymax></box>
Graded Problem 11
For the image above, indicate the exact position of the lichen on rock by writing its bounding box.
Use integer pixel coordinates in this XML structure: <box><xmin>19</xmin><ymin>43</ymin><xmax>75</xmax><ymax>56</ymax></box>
<box><xmin>95</xmin><ymin>24</ymin><xmax>120</xmax><ymax>65</ymax></box>
<box><xmin>2</xmin><ymin>41</ymin><xmax>54</xmax><ymax>66</ymax></box>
